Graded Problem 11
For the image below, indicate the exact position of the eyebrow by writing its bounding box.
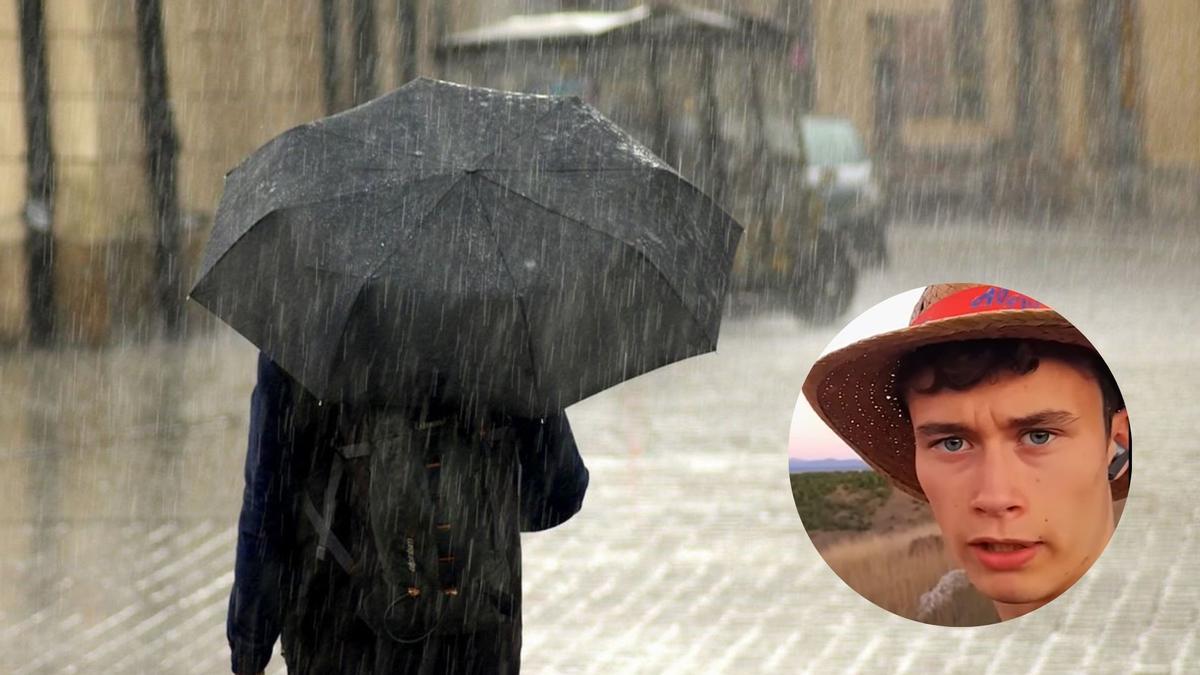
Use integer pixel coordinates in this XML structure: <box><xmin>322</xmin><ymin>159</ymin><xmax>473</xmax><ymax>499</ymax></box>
<box><xmin>914</xmin><ymin>422</ymin><xmax>973</xmax><ymax>438</ymax></box>
<box><xmin>1006</xmin><ymin>409</ymin><xmax>1079</xmax><ymax>429</ymax></box>
<box><xmin>914</xmin><ymin>410</ymin><xmax>1080</xmax><ymax>438</ymax></box>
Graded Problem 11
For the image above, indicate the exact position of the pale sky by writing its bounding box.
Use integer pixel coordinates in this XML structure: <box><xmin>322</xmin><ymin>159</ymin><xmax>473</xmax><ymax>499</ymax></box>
<box><xmin>788</xmin><ymin>286</ymin><xmax>926</xmax><ymax>461</ymax></box>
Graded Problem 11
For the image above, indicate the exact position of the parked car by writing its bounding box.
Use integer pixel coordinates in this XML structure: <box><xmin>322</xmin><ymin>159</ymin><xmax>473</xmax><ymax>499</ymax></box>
<box><xmin>801</xmin><ymin>115</ymin><xmax>889</xmax><ymax>268</ymax></box>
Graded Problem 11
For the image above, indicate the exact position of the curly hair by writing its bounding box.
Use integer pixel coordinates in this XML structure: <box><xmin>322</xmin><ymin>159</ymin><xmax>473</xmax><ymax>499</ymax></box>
<box><xmin>894</xmin><ymin>339</ymin><xmax>1125</xmax><ymax>434</ymax></box>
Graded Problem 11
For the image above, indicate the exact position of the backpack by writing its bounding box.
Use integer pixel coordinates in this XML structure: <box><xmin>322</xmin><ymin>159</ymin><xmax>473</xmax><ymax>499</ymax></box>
<box><xmin>286</xmin><ymin>394</ymin><xmax>523</xmax><ymax>649</ymax></box>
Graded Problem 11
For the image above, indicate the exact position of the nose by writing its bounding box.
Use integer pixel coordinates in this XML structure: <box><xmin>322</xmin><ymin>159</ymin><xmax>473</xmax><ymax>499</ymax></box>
<box><xmin>969</xmin><ymin>447</ymin><xmax>1026</xmax><ymax>517</ymax></box>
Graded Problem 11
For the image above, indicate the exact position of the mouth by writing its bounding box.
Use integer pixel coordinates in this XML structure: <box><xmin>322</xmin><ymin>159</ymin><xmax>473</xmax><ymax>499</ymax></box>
<box><xmin>967</xmin><ymin>538</ymin><xmax>1042</xmax><ymax>571</ymax></box>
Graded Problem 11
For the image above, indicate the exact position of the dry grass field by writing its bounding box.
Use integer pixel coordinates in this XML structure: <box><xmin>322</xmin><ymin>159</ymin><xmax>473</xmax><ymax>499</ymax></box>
<box><xmin>819</xmin><ymin>522</ymin><xmax>999</xmax><ymax>626</ymax></box>
<box><xmin>791</xmin><ymin>471</ymin><xmax>999</xmax><ymax>626</ymax></box>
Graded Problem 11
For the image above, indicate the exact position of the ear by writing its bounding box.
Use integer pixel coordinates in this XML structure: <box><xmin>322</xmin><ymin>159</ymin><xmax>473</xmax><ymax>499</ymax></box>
<box><xmin>1107</xmin><ymin>409</ymin><xmax>1131</xmax><ymax>480</ymax></box>
<box><xmin>1109</xmin><ymin>408</ymin><xmax>1130</xmax><ymax>455</ymax></box>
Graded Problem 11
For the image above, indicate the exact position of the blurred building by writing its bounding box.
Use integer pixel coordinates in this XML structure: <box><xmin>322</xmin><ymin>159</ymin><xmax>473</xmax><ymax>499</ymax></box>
<box><xmin>1</xmin><ymin>1</ymin><xmax>324</xmax><ymax>346</ymax></box>
<box><xmin>1</xmin><ymin>0</ymin><xmax>1198</xmax><ymax>345</ymax></box>
<box><xmin>0</xmin><ymin>0</ymin><xmax>468</xmax><ymax>346</ymax></box>
<box><xmin>800</xmin><ymin>0</ymin><xmax>1200</xmax><ymax>217</ymax></box>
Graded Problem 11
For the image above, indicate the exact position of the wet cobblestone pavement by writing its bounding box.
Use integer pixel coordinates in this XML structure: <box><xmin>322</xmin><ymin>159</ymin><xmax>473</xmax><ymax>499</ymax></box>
<box><xmin>2</xmin><ymin>216</ymin><xmax>1198</xmax><ymax>673</ymax></box>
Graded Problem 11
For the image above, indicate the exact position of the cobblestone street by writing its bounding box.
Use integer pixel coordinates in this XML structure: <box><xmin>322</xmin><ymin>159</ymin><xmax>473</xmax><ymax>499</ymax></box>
<box><xmin>2</xmin><ymin>216</ymin><xmax>1198</xmax><ymax>673</ymax></box>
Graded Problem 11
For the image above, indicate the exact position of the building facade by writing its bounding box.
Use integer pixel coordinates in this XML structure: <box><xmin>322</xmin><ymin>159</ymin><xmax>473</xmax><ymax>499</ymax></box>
<box><xmin>1</xmin><ymin>0</ymin><xmax>1197</xmax><ymax>345</ymax></box>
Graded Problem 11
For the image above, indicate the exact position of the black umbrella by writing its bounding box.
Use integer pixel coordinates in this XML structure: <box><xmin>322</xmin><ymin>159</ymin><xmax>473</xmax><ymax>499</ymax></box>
<box><xmin>189</xmin><ymin>78</ymin><xmax>742</xmax><ymax>417</ymax></box>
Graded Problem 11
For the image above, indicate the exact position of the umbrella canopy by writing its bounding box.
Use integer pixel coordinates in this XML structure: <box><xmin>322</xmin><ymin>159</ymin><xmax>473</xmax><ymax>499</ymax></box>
<box><xmin>189</xmin><ymin>78</ymin><xmax>742</xmax><ymax>417</ymax></box>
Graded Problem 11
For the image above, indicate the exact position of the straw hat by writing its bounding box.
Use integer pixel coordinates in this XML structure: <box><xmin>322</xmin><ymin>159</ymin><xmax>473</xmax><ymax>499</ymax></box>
<box><xmin>802</xmin><ymin>283</ymin><xmax>1130</xmax><ymax>502</ymax></box>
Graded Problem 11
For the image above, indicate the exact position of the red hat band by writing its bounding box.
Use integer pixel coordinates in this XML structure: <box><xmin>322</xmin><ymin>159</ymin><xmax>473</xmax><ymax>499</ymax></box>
<box><xmin>911</xmin><ymin>285</ymin><xmax>1047</xmax><ymax>326</ymax></box>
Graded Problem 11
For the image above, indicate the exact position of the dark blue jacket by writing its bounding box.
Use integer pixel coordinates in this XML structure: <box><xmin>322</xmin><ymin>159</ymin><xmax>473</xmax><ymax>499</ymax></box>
<box><xmin>227</xmin><ymin>352</ymin><xmax>589</xmax><ymax>673</ymax></box>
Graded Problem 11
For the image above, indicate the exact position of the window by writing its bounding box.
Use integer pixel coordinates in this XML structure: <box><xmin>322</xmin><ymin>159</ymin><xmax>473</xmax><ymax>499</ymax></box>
<box><xmin>896</xmin><ymin>14</ymin><xmax>951</xmax><ymax>119</ymax></box>
<box><xmin>890</xmin><ymin>1</ymin><xmax>987</xmax><ymax>121</ymax></box>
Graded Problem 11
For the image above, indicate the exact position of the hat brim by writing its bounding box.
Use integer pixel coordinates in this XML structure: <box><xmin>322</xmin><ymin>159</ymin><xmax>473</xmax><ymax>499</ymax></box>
<box><xmin>802</xmin><ymin>308</ymin><xmax>1130</xmax><ymax>502</ymax></box>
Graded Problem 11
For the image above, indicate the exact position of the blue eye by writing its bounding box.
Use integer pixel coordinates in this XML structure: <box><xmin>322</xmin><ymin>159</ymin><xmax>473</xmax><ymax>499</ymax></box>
<box><xmin>938</xmin><ymin>438</ymin><xmax>966</xmax><ymax>453</ymax></box>
<box><xmin>1025</xmin><ymin>430</ymin><xmax>1055</xmax><ymax>446</ymax></box>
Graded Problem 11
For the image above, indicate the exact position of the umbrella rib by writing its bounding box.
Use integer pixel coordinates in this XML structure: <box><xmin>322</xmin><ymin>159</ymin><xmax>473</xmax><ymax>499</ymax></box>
<box><xmin>197</xmin><ymin>174</ymin><xmax>460</xmax><ymax>286</ymax></box>
<box><xmin>318</xmin><ymin>270</ymin><xmax>373</xmax><ymax>405</ymax></box>
<box><xmin>476</xmin><ymin>172</ymin><xmax>718</xmax><ymax>348</ymax></box>
<box><xmin>468</xmin><ymin>100</ymin><xmax>567</xmax><ymax>169</ymax></box>
<box><xmin>307</xmin><ymin>177</ymin><xmax>467</xmax><ymax>402</ymax></box>
<box><xmin>252</xmin><ymin>174</ymin><xmax>452</xmax><ymax>217</ymax></box>
<box><xmin>468</xmin><ymin>179</ymin><xmax>542</xmax><ymax>402</ymax></box>
<box><xmin>364</xmin><ymin>176</ymin><xmax>466</xmax><ymax>284</ymax></box>
<box><xmin>480</xmin><ymin>167</ymin><xmax>648</xmax><ymax>174</ymax></box>
<box><xmin>314</xmin><ymin>98</ymin><xmax>562</xmax><ymax>173</ymax></box>
<box><xmin>475</xmin><ymin>102</ymin><xmax>671</xmax><ymax>174</ymax></box>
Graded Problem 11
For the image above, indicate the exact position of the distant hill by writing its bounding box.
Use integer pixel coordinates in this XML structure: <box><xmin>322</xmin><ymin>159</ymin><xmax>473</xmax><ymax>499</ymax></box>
<box><xmin>789</xmin><ymin>457</ymin><xmax>870</xmax><ymax>473</ymax></box>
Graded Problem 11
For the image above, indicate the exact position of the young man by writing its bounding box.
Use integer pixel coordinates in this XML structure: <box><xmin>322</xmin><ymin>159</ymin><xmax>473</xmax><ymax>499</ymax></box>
<box><xmin>803</xmin><ymin>283</ymin><xmax>1131</xmax><ymax>622</ymax></box>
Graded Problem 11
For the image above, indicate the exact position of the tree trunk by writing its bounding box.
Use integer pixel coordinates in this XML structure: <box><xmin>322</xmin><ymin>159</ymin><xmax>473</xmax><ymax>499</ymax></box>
<box><xmin>646</xmin><ymin>41</ymin><xmax>672</xmax><ymax>165</ymax></box>
<box><xmin>746</xmin><ymin>63</ymin><xmax>778</xmax><ymax>287</ymax></box>
<box><xmin>698</xmin><ymin>46</ymin><xmax>727</xmax><ymax>207</ymax></box>
<box><xmin>320</xmin><ymin>0</ymin><xmax>341</xmax><ymax>114</ymax></box>
<box><xmin>398</xmin><ymin>0</ymin><xmax>420</xmax><ymax>84</ymax></box>
<box><xmin>869</xmin><ymin>16</ymin><xmax>899</xmax><ymax>157</ymax></box>
<box><xmin>1015</xmin><ymin>0</ymin><xmax>1036</xmax><ymax>154</ymax></box>
<box><xmin>432</xmin><ymin>0</ymin><xmax>448</xmax><ymax>79</ymax></box>
<box><xmin>17</xmin><ymin>0</ymin><xmax>56</xmax><ymax>345</ymax></box>
<box><xmin>351</xmin><ymin>0</ymin><xmax>378</xmax><ymax>105</ymax></box>
<box><xmin>135</xmin><ymin>0</ymin><xmax>185</xmax><ymax>338</ymax></box>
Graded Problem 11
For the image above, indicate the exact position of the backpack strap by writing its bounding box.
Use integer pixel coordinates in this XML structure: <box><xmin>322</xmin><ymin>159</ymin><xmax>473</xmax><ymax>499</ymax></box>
<box><xmin>302</xmin><ymin>440</ymin><xmax>374</xmax><ymax>573</ymax></box>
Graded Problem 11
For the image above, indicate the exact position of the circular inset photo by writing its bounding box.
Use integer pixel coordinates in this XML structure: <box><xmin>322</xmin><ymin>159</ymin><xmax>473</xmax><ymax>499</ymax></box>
<box><xmin>790</xmin><ymin>283</ymin><xmax>1131</xmax><ymax>626</ymax></box>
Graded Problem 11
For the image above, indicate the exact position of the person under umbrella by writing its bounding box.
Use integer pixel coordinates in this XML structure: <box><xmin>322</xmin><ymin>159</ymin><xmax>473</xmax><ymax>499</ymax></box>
<box><xmin>192</xmin><ymin>79</ymin><xmax>742</xmax><ymax>673</ymax></box>
<box><xmin>227</xmin><ymin>352</ymin><xmax>588</xmax><ymax>674</ymax></box>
